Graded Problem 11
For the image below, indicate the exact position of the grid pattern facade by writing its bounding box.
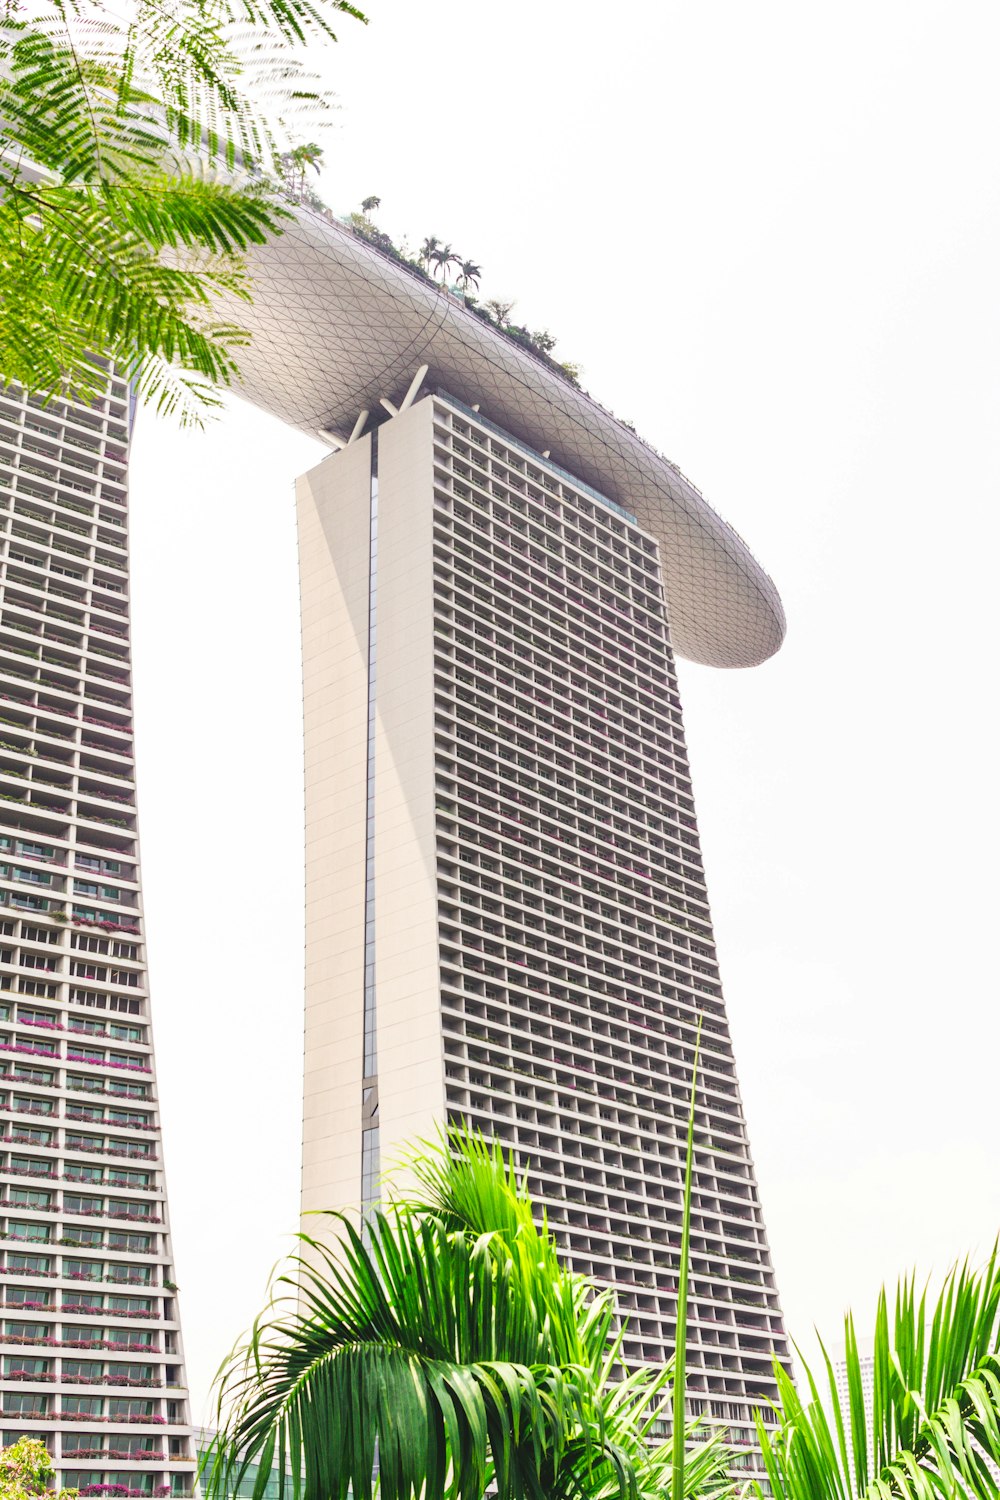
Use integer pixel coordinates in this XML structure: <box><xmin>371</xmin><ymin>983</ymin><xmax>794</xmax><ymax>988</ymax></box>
<box><xmin>0</xmin><ymin>376</ymin><xmax>193</xmax><ymax>1493</ymax></box>
<box><xmin>428</xmin><ymin>397</ymin><xmax>787</xmax><ymax>1440</ymax></box>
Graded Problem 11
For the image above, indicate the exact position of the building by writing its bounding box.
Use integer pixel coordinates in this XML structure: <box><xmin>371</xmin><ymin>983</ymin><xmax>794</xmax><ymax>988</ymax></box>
<box><xmin>831</xmin><ymin>1346</ymin><xmax>875</xmax><ymax>1418</ymax></box>
<box><xmin>828</xmin><ymin>1345</ymin><xmax>875</xmax><ymax>1480</ymax></box>
<box><xmin>0</xmin><ymin>369</ymin><xmax>193</xmax><ymax>1493</ymax></box>
<box><xmin>227</xmin><ymin>207</ymin><xmax>794</xmax><ymax>1444</ymax></box>
<box><xmin>194</xmin><ymin>1429</ymin><xmax>286</xmax><ymax>1500</ymax></box>
<box><xmin>0</xmin><ymin>199</ymin><xmax>790</xmax><ymax>1473</ymax></box>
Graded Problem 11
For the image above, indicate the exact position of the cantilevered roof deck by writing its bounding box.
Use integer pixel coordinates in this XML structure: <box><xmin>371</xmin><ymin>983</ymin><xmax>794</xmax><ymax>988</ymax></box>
<box><xmin>236</xmin><ymin>207</ymin><xmax>785</xmax><ymax>669</ymax></box>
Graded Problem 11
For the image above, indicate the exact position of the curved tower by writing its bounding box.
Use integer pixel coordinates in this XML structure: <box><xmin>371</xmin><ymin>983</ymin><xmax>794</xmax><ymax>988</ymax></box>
<box><xmin>0</xmin><ymin>370</ymin><xmax>193</xmax><ymax>1494</ymax></box>
<box><xmin>231</xmin><ymin>209</ymin><xmax>791</xmax><ymax>1461</ymax></box>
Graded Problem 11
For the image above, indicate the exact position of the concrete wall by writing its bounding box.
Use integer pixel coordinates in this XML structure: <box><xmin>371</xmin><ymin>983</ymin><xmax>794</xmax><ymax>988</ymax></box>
<box><xmin>297</xmin><ymin>434</ymin><xmax>371</xmax><ymax>1223</ymax></box>
<box><xmin>372</xmin><ymin>399</ymin><xmax>446</xmax><ymax>1191</ymax></box>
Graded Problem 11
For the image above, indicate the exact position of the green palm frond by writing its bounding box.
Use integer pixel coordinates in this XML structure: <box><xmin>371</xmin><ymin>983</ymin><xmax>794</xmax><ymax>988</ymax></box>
<box><xmin>0</xmin><ymin>0</ymin><xmax>365</xmax><ymax>415</ymax></box>
<box><xmin>0</xmin><ymin>154</ymin><xmax>280</xmax><ymax>421</ymax></box>
<box><xmin>756</xmin><ymin>1247</ymin><xmax>1000</xmax><ymax>1500</ymax></box>
<box><xmin>206</xmin><ymin>1127</ymin><xmax>731</xmax><ymax>1500</ymax></box>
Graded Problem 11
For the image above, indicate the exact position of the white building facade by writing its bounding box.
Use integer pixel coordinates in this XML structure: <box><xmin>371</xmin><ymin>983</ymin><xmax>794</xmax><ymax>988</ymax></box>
<box><xmin>0</xmin><ymin>373</ymin><xmax>193</xmax><ymax>1493</ymax></box>
<box><xmin>298</xmin><ymin>386</ymin><xmax>789</xmax><ymax>1447</ymax></box>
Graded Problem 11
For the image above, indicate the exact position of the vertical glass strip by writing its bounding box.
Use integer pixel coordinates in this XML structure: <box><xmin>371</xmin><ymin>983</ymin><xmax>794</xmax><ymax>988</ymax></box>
<box><xmin>359</xmin><ymin>432</ymin><xmax>379</xmax><ymax>1215</ymax></box>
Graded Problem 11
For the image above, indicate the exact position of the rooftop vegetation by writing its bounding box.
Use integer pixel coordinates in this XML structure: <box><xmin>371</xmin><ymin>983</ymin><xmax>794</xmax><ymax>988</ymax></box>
<box><xmin>279</xmin><ymin>156</ymin><xmax>582</xmax><ymax>389</ymax></box>
<box><xmin>346</xmin><ymin>203</ymin><xmax>583</xmax><ymax>387</ymax></box>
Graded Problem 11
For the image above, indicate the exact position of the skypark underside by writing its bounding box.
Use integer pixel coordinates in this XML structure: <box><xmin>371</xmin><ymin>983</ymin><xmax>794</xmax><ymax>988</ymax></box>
<box><xmin>234</xmin><ymin>208</ymin><xmax>785</xmax><ymax>670</ymax></box>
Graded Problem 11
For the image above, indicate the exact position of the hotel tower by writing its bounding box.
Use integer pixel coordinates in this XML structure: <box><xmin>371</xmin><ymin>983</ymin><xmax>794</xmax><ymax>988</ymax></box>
<box><xmin>232</xmin><ymin>208</ymin><xmax>792</xmax><ymax>1454</ymax></box>
<box><xmin>0</xmin><ymin>369</ymin><xmax>193</xmax><ymax>1492</ymax></box>
<box><xmin>0</xmin><ymin>201</ymin><xmax>790</xmax><ymax>1476</ymax></box>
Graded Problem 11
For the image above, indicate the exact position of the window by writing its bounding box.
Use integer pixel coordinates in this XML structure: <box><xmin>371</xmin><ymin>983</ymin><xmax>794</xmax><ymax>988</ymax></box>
<box><xmin>8</xmin><ymin>1068</ymin><xmax>54</xmax><ymax>1086</ymax></box>
<box><xmin>65</xmin><ymin>1259</ymin><xmax>103</xmax><ymax>1280</ymax></box>
<box><xmin>3</xmin><ymin>1321</ymin><xmax>50</xmax><ymax>1340</ymax></box>
<box><xmin>62</xmin><ymin>1227</ymin><xmax>103</xmax><ymax>1247</ymax></box>
<box><xmin>63</xmin><ymin>1396</ymin><xmax>105</xmax><ymax>1415</ymax></box>
<box><xmin>5</xmin><ymin>1254</ymin><xmax>50</xmax><ymax>1274</ymax></box>
<box><xmin>107</xmin><ymin>1327</ymin><xmax>151</xmax><ymax>1347</ymax></box>
<box><xmin>108</xmin><ymin>1295</ymin><xmax>151</xmax><ymax>1314</ymax></box>
<box><xmin>2</xmin><ymin>1394</ymin><xmax>48</xmax><ymax>1415</ymax></box>
<box><xmin>62</xmin><ymin>1360</ymin><xmax>103</xmax><ymax>1380</ymax></box>
<box><xmin>2</xmin><ymin>1357</ymin><xmax>49</xmax><ymax>1376</ymax></box>
<box><xmin>107</xmin><ymin>1169</ymin><xmax>148</xmax><ymax>1189</ymax></box>
<box><xmin>7</xmin><ymin>1127</ymin><xmax>52</xmax><ymax>1145</ymax></box>
<box><xmin>16</xmin><ymin>1010</ymin><xmax>59</xmax><ymax>1031</ymax></box>
<box><xmin>12</xmin><ymin>1095</ymin><xmax>54</xmax><ymax>1114</ymax></box>
<box><xmin>109</xmin><ymin>1362</ymin><xmax>153</xmax><ymax>1381</ymax></box>
<box><xmin>65</xmin><ymin>1164</ymin><xmax>104</xmax><ymax>1183</ymax></box>
<box><xmin>106</xmin><ymin>1263</ymin><xmax>149</xmax><ymax>1285</ymax></box>
<box><xmin>5</xmin><ymin>1223</ymin><xmax>50</xmax><ymax>1243</ymax></box>
<box><xmin>63</xmin><ymin>1193</ymin><xmax>102</xmax><ymax>1215</ymax></box>
<box><xmin>108</xmin><ymin>1232</ymin><xmax>151</xmax><ymax>1253</ymax></box>
<box><xmin>62</xmin><ymin>1325</ymin><xmax>102</xmax><ymax>1344</ymax></box>
<box><xmin>66</xmin><ymin>1133</ymin><xmax>103</xmax><ymax>1152</ymax></box>
<box><xmin>108</xmin><ymin>1080</ymin><xmax>147</xmax><ymax>1099</ymax></box>
<box><xmin>69</xmin><ymin>1018</ymin><xmax>105</xmax><ymax>1035</ymax></box>
<box><xmin>4</xmin><ymin>1288</ymin><xmax>50</xmax><ymax>1307</ymax></box>
<box><xmin>7</xmin><ymin>1189</ymin><xmax>52</xmax><ymax>1208</ymax></box>
<box><xmin>110</xmin><ymin>1024</ymin><xmax>143</xmax><ymax>1044</ymax></box>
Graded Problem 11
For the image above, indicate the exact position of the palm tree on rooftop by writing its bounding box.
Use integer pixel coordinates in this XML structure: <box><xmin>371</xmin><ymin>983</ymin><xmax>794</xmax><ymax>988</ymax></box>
<box><xmin>285</xmin><ymin>142</ymin><xmax>324</xmax><ymax>195</ymax></box>
<box><xmin>430</xmin><ymin>241</ymin><xmax>459</xmax><ymax>285</ymax></box>
<box><xmin>457</xmin><ymin>259</ymin><xmax>482</xmax><ymax>298</ymax></box>
<box><xmin>418</xmin><ymin>235</ymin><xmax>441</xmax><ymax>271</ymax></box>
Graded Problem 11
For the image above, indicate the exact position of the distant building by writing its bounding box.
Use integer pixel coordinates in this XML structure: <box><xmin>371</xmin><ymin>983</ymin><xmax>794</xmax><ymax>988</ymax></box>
<box><xmin>194</xmin><ymin>1431</ymin><xmax>284</xmax><ymax>1500</ymax></box>
<box><xmin>829</xmin><ymin>1346</ymin><xmax>875</xmax><ymax>1481</ymax></box>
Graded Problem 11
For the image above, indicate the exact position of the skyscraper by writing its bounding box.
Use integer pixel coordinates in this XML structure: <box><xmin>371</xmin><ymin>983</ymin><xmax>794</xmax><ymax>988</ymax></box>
<box><xmin>0</xmin><ymin>371</ymin><xmax>193</xmax><ymax>1493</ymax></box>
<box><xmin>228</xmin><ymin>208</ymin><xmax>792</xmax><ymax>1449</ymax></box>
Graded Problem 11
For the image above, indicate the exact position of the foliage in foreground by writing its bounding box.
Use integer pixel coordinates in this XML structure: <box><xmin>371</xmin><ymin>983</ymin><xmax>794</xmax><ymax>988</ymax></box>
<box><xmin>204</xmin><ymin>1129</ymin><xmax>731</xmax><ymax>1500</ymax></box>
<box><xmin>756</xmin><ymin>1247</ymin><xmax>1000</xmax><ymax>1500</ymax></box>
<box><xmin>0</xmin><ymin>0</ymin><xmax>364</xmax><ymax>423</ymax></box>
<box><xmin>0</xmin><ymin>1438</ymin><xmax>76</xmax><ymax>1500</ymax></box>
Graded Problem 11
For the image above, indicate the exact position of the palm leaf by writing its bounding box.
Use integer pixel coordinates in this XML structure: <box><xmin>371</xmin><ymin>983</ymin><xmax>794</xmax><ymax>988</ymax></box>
<box><xmin>206</xmin><ymin>1126</ymin><xmax>732</xmax><ymax>1500</ymax></box>
<box><xmin>0</xmin><ymin>0</ymin><xmax>365</xmax><ymax>415</ymax></box>
<box><xmin>756</xmin><ymin>1246</ymin><xmax>1000</xmax><ymax>1500</ymax></box>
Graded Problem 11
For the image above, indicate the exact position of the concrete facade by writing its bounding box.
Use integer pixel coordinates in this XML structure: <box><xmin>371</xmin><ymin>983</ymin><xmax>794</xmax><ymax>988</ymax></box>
<box><xmin>0</xmin><ymin>374</ymin><xmax>193</xmax><ymax>1492</ymax></box>
<box><xmin>296</xmin><ymin>389</ymin><xmax>790</xmax><ymax>1453</ymax></box>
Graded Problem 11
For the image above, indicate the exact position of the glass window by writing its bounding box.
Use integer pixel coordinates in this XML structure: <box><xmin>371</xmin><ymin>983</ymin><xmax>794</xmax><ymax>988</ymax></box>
<box><xmin>5</xmin><ymin>1222</ymin><xmax>50</xmax><ymax>1242</ymax></box>
<box><xmin>63</xmin><ymin>1193</ymin><xmax>103</xmax><ymax>1214</ymax></box>
<box><xmin>62</xmin><ymin>1326</ymin><xmax>102</xmax><ymax>1344</ymax></box>
<box><xmin>61</xmin><ymin>1395</ymin><xmax>104</xmax><ymax>1416</ymax></box>
<box><xmin>5</xmin><ymin>1253</ymin><xmax>50</xmax><ymax>1274</ymax></box>
<box><xmin>1</xmin><ymin>1357</ymin><xmax>49</xmax><ymax>1376</ymax></box>
<box><xmin>1</xmin><ymin>1393</ymin><xmax>48</xmax><ymax>1415</ymax></box>
<box><xmin>4</xmin><ymin>1287</ymin><xmax>50</xmax><ymax>1307</ymax></box>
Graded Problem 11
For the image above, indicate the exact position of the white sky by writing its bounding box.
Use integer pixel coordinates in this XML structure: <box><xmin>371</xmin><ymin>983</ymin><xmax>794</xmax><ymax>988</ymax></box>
<box><xmin>126</xmin><ymin>0</ymin><xmax>1000</xmax><ymax>1421</ymax></box>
